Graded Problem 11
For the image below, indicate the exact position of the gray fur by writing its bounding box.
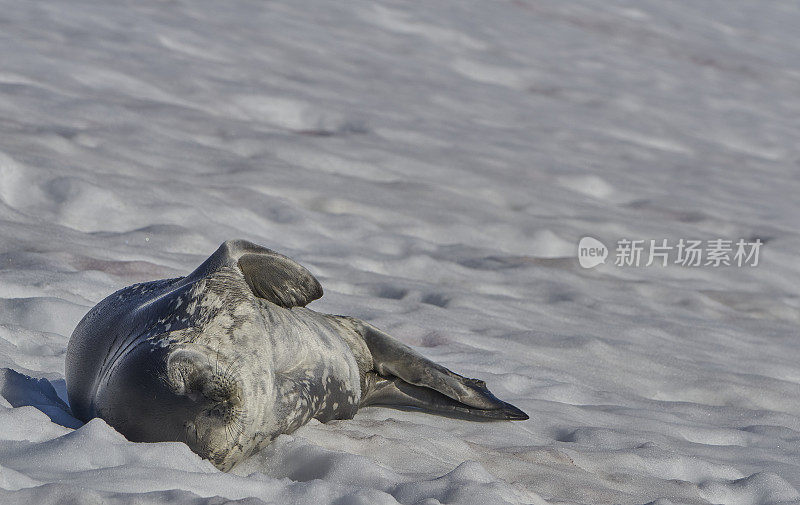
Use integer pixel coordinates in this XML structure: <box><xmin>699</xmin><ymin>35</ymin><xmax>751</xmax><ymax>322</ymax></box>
<box><xmin>66</xmin><ymin>240</ymin><xmax>527</xmax><ymax>471</ymax></box>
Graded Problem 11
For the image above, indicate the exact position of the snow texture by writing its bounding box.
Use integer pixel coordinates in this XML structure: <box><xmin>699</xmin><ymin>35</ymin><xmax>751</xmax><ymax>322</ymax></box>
<box><xmin>1</xmin><ymin>0</ymin><xmax>799</xmax><ymax>504</ymax></box>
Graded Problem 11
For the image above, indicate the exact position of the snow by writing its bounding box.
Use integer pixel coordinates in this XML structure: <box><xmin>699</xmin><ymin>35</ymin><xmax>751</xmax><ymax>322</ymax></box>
<box><xmin>1</xmin><ymin>0</ymin><xmax>799</xmax><ymax>503</ymax></box>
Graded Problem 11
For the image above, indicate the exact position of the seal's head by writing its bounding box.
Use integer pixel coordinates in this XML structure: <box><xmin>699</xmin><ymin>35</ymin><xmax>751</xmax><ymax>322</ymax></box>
<box><xmin>95</xmin><ymin>343</ymin><xmax>247</xmax><ymax>470</ymax></box>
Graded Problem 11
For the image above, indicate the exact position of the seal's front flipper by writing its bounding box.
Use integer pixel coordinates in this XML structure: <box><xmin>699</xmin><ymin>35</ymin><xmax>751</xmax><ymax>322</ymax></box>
<box><xmin>356</xmin><ymin>321</ymin><xmax>528</xmax><ymax>420</ymax></box>
<box><xmin>190</xmin><ymin>240</ymin><xmax>323</xmax><ymax>308</ymax></box>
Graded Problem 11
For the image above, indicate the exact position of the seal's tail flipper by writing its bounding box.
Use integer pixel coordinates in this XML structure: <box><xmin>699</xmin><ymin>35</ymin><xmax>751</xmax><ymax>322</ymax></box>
<box><xmin>355</xmin><ymin>321</ymin><xmax>528</xmax><ymax>421</ymax></box>
<box><xmin>361</xmin><ymin>373</ymin><xmax>528</xmax><ymax>420</ymax></box>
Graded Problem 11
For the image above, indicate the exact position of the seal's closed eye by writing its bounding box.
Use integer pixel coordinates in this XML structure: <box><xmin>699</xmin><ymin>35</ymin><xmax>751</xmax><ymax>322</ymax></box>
<box><xmin>166</xmin><ymin>349</ymin><xmax>241</xmax><ymax>404</ymax></box>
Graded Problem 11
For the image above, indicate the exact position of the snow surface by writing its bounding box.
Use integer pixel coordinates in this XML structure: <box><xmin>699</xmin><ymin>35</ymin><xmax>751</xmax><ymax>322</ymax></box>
<box><xmin>1</xmin><ymin>0</ymin><xmax>800</xmax><ymax>503</ymax></box>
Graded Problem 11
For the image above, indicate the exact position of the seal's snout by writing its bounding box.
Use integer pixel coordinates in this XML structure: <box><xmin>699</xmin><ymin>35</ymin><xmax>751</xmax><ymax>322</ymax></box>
<box><xmin>164</xmin><ymin>346</ymin><xmax>247</xmax><ymax>468</ymax></box>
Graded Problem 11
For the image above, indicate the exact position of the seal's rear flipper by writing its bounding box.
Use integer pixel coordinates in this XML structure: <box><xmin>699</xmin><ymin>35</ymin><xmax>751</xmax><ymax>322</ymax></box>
<box><xmin>354</xmin><ymin>321</ymin><xmax>528</xmax><ymax>420</ymax></box>
<box><xmin>361</xmin><ymin>373</ymin><xmax>528</xmax><ymax>421</ymax></box>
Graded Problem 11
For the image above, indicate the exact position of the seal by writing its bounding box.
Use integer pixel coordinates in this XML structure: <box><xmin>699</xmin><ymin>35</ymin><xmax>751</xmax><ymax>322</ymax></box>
<box><xmin>66</xmin><ymin>240</ymin><xmax>528</xmax><ymax>470</ymax></box>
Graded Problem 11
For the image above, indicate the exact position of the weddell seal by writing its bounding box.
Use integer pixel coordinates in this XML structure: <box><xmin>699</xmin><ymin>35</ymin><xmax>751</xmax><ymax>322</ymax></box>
<box><xmin>66</xmin><ymin>240</ymin><xmax>527</xmax><ymax>470</ymax></box>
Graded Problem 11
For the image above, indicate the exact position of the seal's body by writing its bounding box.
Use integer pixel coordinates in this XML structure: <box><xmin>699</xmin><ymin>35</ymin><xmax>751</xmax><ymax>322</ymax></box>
<box><xmin>67</xmin><ymin>240</ymin><xmax>527</xmax><ymax>470</ymax></box>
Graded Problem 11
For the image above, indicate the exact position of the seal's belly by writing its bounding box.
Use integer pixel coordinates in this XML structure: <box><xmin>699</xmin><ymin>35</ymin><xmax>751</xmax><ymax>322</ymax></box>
<box><xmin>259</xmin><ymin>302</ymin><xmax>362</xmax><ymax>431</ymax></box>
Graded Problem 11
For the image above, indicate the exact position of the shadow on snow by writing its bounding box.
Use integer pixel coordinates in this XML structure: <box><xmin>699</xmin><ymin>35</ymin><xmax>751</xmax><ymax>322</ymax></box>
<box><xmin>0</xmin><ymin>368</ymin><xmax>83</xmax><ymax>429</ymax></box>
